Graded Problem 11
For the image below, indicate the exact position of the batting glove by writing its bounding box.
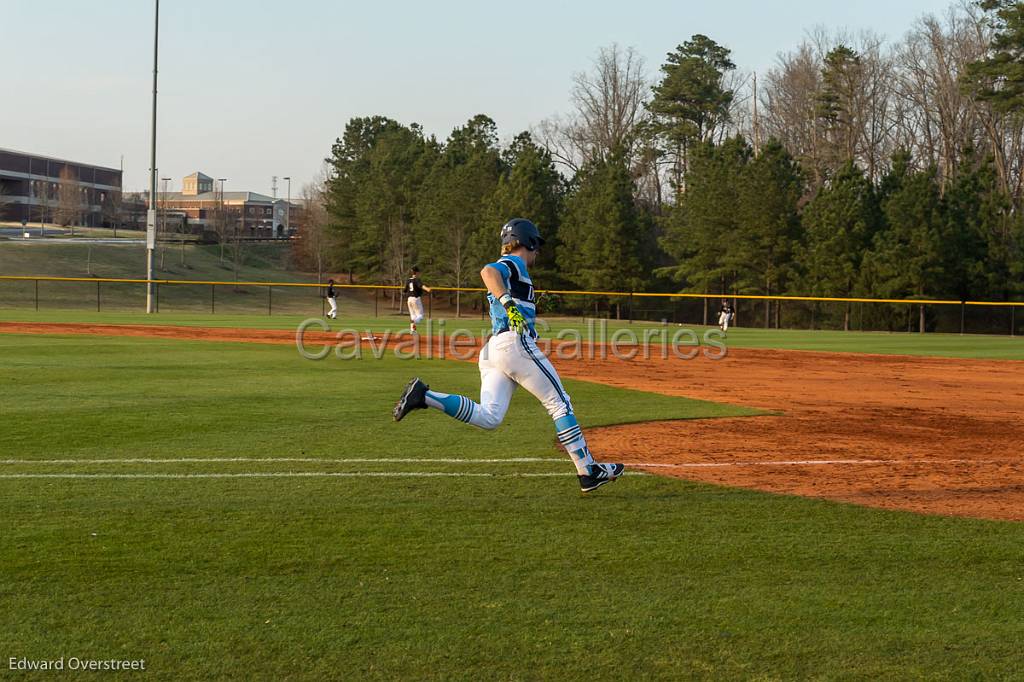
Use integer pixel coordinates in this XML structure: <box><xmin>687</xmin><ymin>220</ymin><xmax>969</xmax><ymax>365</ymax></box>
<box><xmin>500</xmin><ymin>293</ymin><xmax>528</xmax><ymax>335</ymax></box>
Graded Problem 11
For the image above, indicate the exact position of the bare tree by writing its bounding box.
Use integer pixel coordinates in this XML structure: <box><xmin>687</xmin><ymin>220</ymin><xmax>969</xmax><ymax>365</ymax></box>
<box><xmin>754</xmin><ymin>5</ymin><xmax>1024</xmax><ymax>204</ymax></box>
<box><xmin>295</xmin><ymin>178</ymin><xmax>331</xmax><ymax>283</ymax></box>
<box><xmin>122</xmin><ymin>191</ymin><xmax>147</xmax><ymax>231</ymax></box>
<box><xmin>0</xmin><ymin>179</ymin><xmax>13</xmax><ymax>222</ymax></box>
<box><xmin>813</xmin><ymin>30</ymin><xmax>897</xmax><ymax>182</ymax></box>
<box><xmin>209</xmin><ymin>186</ymin><xmax>232</xmax><ymax>263</ymax></box>
<box><xmin>761</xmin><ymin>42</ymin><xmax>829</xmax><ymax>189</ymax></box>
<box><xmin>959</xmin><ymin>4</ymin><xmax>1024</xmax><ymax>205</ymax></box>
<box><xmin>573</xmin><ymin>43</ymin><xmax>650</xmax><ymax>160</ymax></box>
<box><xmin>176</xmin><ymin>213</ymin><xmax>192</xmax><ymax>267</ymax></box>
<box><xmin>537</xmin><ymin>44</ymin><xmax>651</xmax><ymax>170</ymax></box>
<box><xmin>893</xmin><ymin>6</ymin><xmax>991</xmax><ymax>188</ymax></box>
<box><xmin>101</xmin><ymin>187</ymin><xmax>124</xmax><ymax>237</ymax></box>
<box><xmin>887</xmin><ymin>4</ymin><xmax>1024</xmax><ymax>204</ymax></box>
<box><xmin>535</xmin><ymin>114</ymin><xmax>584</xmax><ymax>173</ymax></box>
<box><xmin>759</xmin><ymin>29</ymin><xmax>897</xmax><ymax>189</ymax></box>
<box><xmin>724</xmin><ymin>69</ymin><xmax>755</xmax><ymax>145</ymax></box>
<box><xmin>854</xmin><ymin>33</ymin><xmax>898</xmax><ymax>183</ymax></box>
<box><xmin>56</xmin><ymin>165</ymin><xmax>80</xmax><ymax>235</ymax></box>
<box><xmin>230</xmin><ymin>207</ymin><xmax>245</xmax><ymax>282</ymax></box>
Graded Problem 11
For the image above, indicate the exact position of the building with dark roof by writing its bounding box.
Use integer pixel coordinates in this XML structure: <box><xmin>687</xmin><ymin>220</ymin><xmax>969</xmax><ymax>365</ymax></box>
<box><xmin>0</xmin><ymin>147</ymin><xmax>122</xmax><ymax>226</ymax></box>
<box><xmin>155</xmin><ymin>172</ymin><xmax>298</xmax><ymax>238</ymax></box>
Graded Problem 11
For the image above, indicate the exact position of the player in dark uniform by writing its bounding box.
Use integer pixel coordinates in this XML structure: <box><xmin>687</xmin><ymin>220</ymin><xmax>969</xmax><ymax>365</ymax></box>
<box><xmin>404</xmin><ymin>266</ymin><xmax>431</xmax><ymax>333</ymax></box>
<box><xmin>325</xmin><ymin>279</ymin><xmax>338</xmax><ymax>319</ymax></box>
<box><xmin>718</xmin><ymin>298</ymin><xmax>734</xmax><ymax>333</ymax></box>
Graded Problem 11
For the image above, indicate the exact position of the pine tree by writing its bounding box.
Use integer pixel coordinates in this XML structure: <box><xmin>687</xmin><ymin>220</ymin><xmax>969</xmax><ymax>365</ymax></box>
<box><xmin>647</xmin><ymin>35</ymin><xmax>736</xmax><ymax>192</ymax></box>
<box><xmin>941</xmin><ymin>151</ymin><xmax>1002</xmax><ymax>302</ymax></box>
<box><xmin>416</xmin><ymin>115</ymin><xmax>503</xmax><ymax>316</ymax></box>
<box><xmin>947</xmin><ymin>151</ymin><xmax>1023</xmax><ymax>302</ymax></box>
<box><xmin>863</xmin><ymin>155</ymin><xmax>945</xmax><ymax>331</ymax></box>
<box><xmin>816</xmin><ymin>46</ymin><xmax>863</xmax><ymax>170</ymax></box>
<box><xmin>325</xmin><ymin>117</ymin><xmax>435</xmax><ymax>283</ymax></box>
<box><xmin>800</xmin><ymin>161</ymin><xmax>880</xmax><ymax>329</ymax></box>
<box><xmin>558</xmin><ymin>146</ymin><xmax>648</xmax><ymax>293</ymax></box>
<box><xmin>735</xmin><ymin>140</ymin><xmax>804</xmax><ymax>327</ymax></box>
<box><xmin>477</xmin><ymin>132</ymin><xmax>565</xmax><ymax>285</ymax></box>
<box><xmin>965</xmin><ymin>1</ymin><xmax>1024</xmax><ymax>114</ymax></box>
<box><xmin>657</xmin><ymin>137</ymin><xmax>750</xmax><ymax>323</ymax></box>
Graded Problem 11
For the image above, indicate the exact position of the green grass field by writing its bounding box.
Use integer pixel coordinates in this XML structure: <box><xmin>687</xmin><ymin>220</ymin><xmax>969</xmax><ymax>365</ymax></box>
<box><xmin>0</xmin><ymin>241</ymin><xmax>304</xmax><ymax>283</ymax></box>
<box><xmin>3</xmin><ymin>332</ymin><xmax>1024</xmax><ymax>679</ymax></box>
<box><xmin>0</xmin><ymin>241</ymin><xmax>377</xmax><ymax>316</ymax></box>
<box><xmin>3</xmin><ymin>239</ymin><xmax>1021</xmax><ymax>358</ymax></box>
<box><xmin>2</xmin><ymin>308</ymin><xmax>1023</xmax><ymax>360</ymax></box>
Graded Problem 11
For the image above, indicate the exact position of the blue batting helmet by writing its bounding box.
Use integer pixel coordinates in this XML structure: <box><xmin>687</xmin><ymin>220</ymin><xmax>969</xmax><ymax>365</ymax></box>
<box><xmin>499</xmin><ymin>218</ymin><xmax>545</xmax><ymax>251</ymax></box>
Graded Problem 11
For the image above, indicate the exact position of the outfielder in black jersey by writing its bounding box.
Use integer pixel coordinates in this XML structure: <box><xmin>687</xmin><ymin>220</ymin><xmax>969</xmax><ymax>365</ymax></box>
<box><xmin>404</xmin><ymin>266</ymin><xmax>432</xmax><ymax>333</ymax></box>
<box><xmin>325</xmin><ymin>279</ymin><xmax>338</xmax><ymax>319</ymax></box>
<box><xmin>718</xmin><ymin>298</ymin><xmax>734</xmax><ymax>333</ymax></box>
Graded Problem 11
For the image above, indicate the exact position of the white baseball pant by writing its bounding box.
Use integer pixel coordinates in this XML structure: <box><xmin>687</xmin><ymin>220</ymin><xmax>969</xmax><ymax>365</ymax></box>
<box><xmin>422</xmin><ymin>331</ymin><xmax>593</xmax><ymax>472</ymax></box>
<box><xmin>407</xmin><ymin>296</ymin><xmax>425</xmax><ymax>324</ymax></box>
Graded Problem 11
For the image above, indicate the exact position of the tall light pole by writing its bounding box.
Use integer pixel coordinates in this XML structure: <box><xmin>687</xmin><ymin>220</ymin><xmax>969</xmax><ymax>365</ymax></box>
<box><xmin>282</xmin><ymin>176</ymin><xmax>290</xmax><ymax>238</ymax></box>
<box><xmin>146</xmin><ymin>0</ymin><xmax>160</xmax><ymax>313</ymax></box>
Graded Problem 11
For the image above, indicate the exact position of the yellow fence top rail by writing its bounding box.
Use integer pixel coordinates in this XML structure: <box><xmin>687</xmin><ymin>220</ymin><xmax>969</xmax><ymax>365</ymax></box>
<box><xmin>0</xmin><ymin>275</ymin><xmax>1021</xmax><ymax>306</ymax></box>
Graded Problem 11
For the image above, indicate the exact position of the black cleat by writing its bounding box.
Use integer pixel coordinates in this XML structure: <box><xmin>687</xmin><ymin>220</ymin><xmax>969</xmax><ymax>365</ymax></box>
<box><xmin>578</xmin><ymin>462</ymin><xmax>625</xmax><ymax>492</ymax></box>
<box><xmin>393</xmin><ymin>378</ymin><xmax>429</xmax><ymax>422</ymax></box>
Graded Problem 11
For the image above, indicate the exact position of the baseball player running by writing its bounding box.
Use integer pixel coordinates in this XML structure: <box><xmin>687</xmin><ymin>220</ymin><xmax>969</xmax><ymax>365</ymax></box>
<box><xmin>393</xmin><ymin>219</ymin><xmax>624</xmax><ymax>493</ymax></box>
<box><xmin>325</xmin><ymin>279</ymin><xmax>338</xmax><ymax>320</ymax></box>
<box><xmin>404</xmin><ymin>266</ymin><xmax>431</xmax><ymax>333</ymax></box>
<box><xmin>718</xmin><ymin>298</ymin><xmax>734</xmax><ymax>333</ymax></box>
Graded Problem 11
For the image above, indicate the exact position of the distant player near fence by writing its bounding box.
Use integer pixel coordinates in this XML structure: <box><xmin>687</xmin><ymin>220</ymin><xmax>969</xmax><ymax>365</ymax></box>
<box><xmin>404</xmin><ymin>266</ymin><xmax>431</xmax><ymax>333</ymax></box>
<box><xmin>718</xmin><ymin>298</ymin><xmax>734</xmax><ymax>333</ymax></box>
<box><xmin>325</xmin><ymin>279</ymin><xmax>338</xmax><ymax>320</ymax></box>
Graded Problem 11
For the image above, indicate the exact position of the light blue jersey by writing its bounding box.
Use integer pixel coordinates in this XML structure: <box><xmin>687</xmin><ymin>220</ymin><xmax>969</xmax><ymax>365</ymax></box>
<box><xmin>485</xmin><ymin>254</ymin><xmax>537</xmax><ymax>337</ymax></box>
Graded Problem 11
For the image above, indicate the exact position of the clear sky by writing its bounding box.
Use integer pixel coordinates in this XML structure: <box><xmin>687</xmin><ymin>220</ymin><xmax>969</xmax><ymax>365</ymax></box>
<box><xmin>3</xmin><ymin>0</ymin><xmax>952</xmax><ymax>196</ymax></box>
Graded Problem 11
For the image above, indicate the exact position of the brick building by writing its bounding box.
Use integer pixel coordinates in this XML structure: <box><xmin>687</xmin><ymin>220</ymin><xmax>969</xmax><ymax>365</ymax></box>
<box><xmin>0</xmin><ymin>147</ymin><xmax>122</xmax><ymax>226</ymax></box>
<box><xmin>155</xmin><ymin>172</ymin><xmax>298</xmax><ymax>238</ymax></box>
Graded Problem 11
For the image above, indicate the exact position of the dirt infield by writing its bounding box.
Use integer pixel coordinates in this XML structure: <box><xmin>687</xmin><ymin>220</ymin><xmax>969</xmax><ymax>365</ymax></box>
<box><xmin>4</xmin><ymin>321</ymin><xmax>1023</xmax><ymax>521</ymax></box>
<box><xmin>554</xmin><ymin>348</ymin><xmax>1024</xmax><ymax>522</ymax></box>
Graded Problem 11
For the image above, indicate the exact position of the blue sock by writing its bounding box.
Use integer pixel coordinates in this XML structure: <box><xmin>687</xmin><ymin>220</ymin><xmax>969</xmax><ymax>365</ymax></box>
<box><xmin>424</xmin><ymin>390</ymin><xmax>476</xmax><ymax>424</ymax></box>
<box><xmin>555</xmin><ymin>414</ymin><xmax>594</xmax><ymax>473</ymax></box>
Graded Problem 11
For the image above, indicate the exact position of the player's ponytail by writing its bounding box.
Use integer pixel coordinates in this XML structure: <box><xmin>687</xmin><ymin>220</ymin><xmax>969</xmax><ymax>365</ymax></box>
<box><xmin>501</xmin><ymin>240</ymin><xmax>522</xmax><ymax>255</ymax></box>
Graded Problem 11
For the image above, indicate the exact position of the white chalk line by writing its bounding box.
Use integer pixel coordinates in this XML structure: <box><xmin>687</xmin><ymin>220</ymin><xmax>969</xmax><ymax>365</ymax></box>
<box><xmin>637</xmin><ymin>459</ymin><xmax>911</xmax><ymax>468</ymax></box>
<box><xmin>0</xmin><ymin>472</ymin><xmax>586</xmax><ymax>480</ymax></box>
<box><xmin>0</xmin><ymin>457</ymin><xmax>564</xmax><ymax>465</ymax></box>
<box><xmin>0</xmin><ymin>457</ymin><xmax>987</xmax><ymax>469</ymax></box>
<box><xmin>0</xmin><ymin>456</ymin><xmax>1001</xmax><ymax>481</ymax></box>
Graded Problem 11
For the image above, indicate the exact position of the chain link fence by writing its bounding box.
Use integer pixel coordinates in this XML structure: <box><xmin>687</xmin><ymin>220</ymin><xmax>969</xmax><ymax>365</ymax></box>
<box><xmin>537</xmin><ymin>290</ymin><xmax>1021</xmax><ymax>336</ymax></box>
<box><xmin>0</xmin><ymin>276</ymin><xmax>1020</xmax><ymax>335</ymax></box>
